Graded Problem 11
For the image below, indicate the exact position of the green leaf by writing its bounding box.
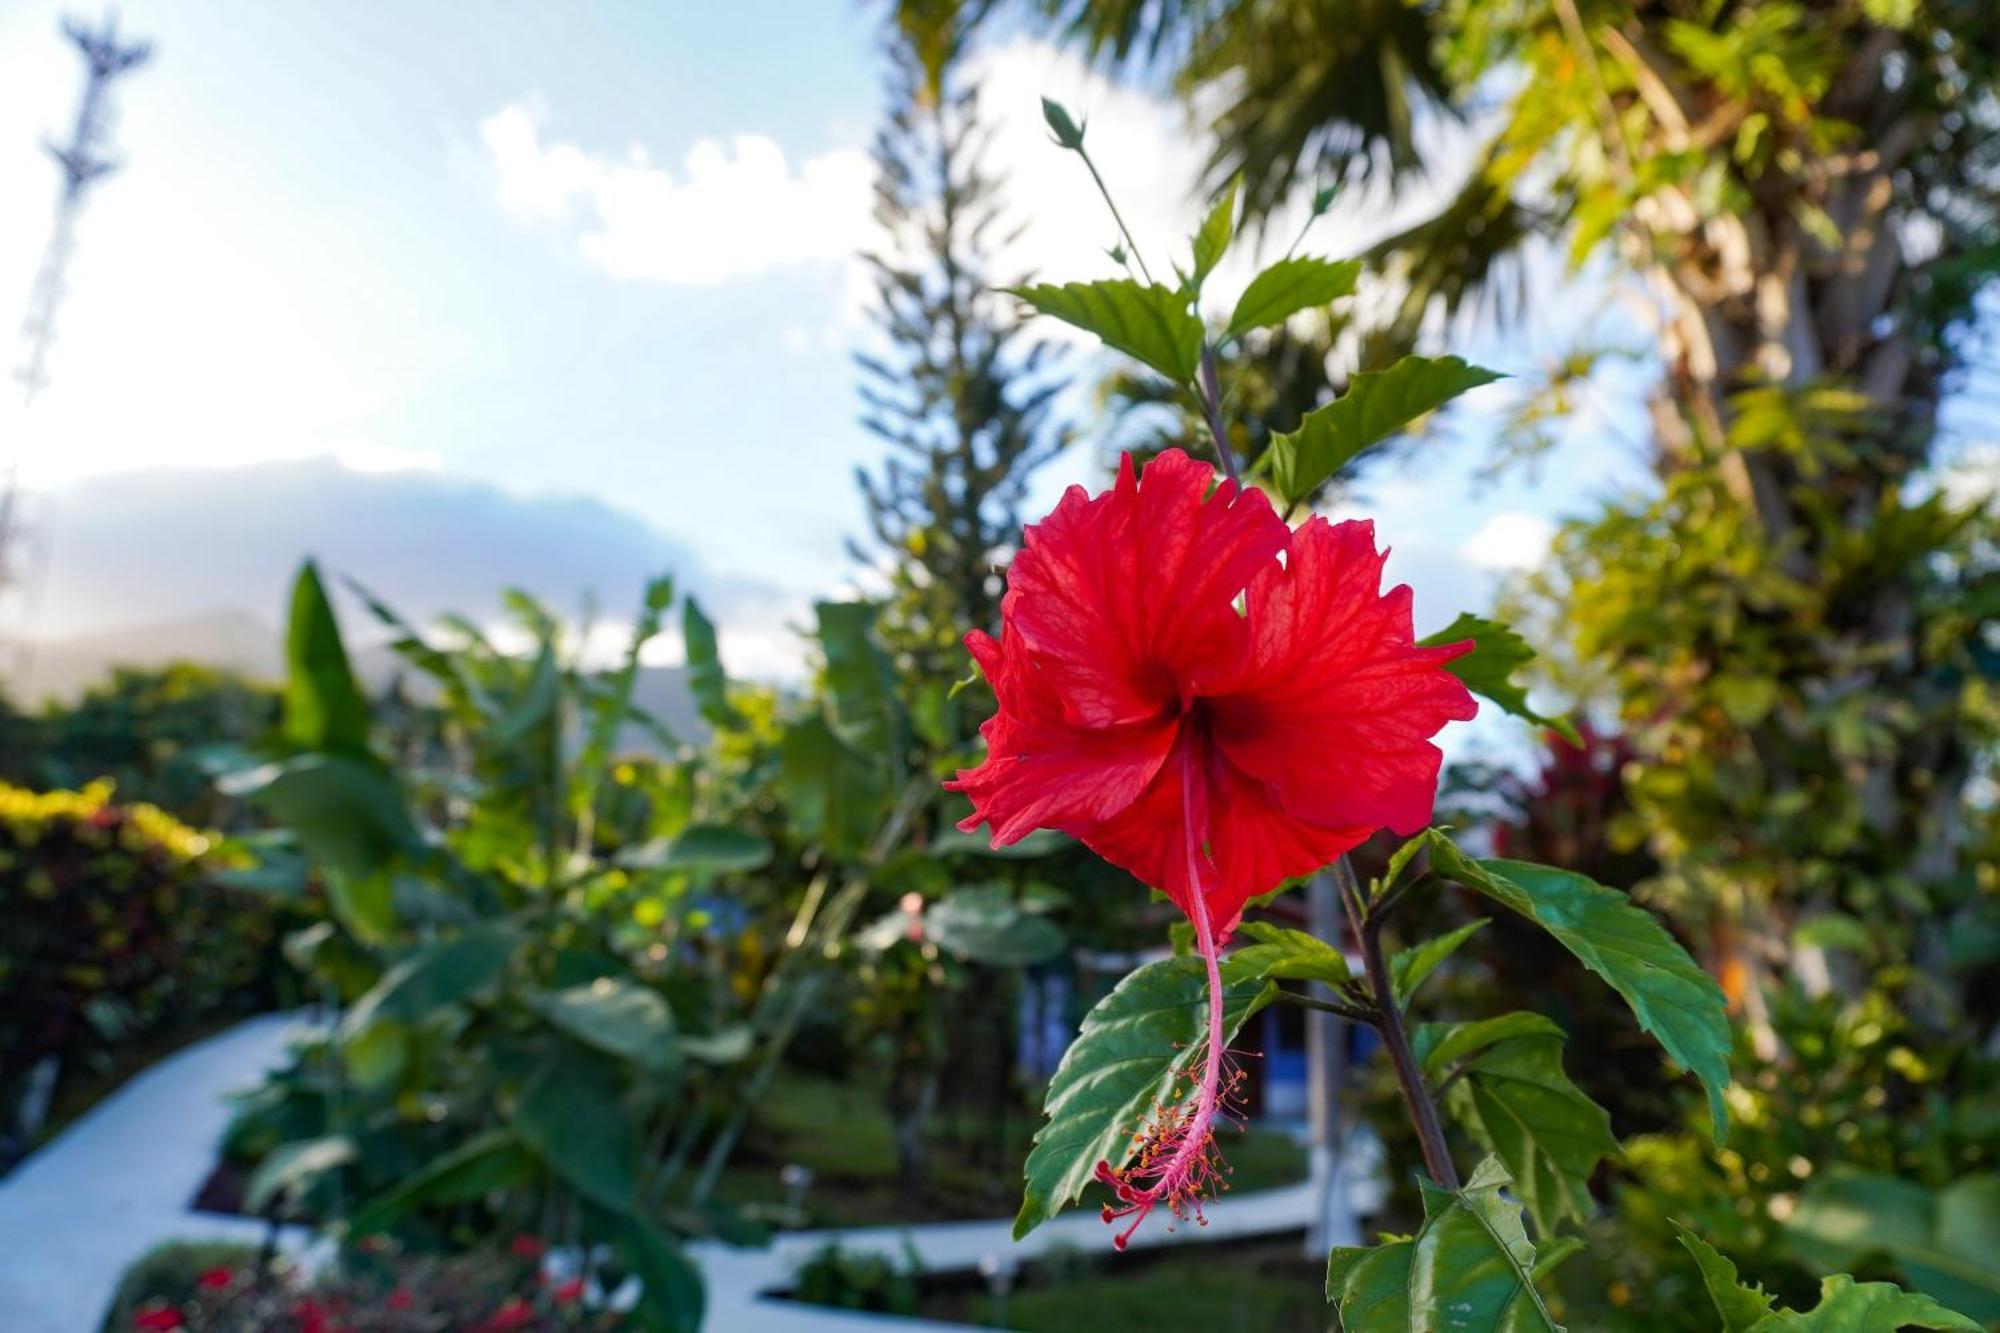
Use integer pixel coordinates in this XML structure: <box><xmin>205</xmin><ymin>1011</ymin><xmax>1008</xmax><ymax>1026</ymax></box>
<box><xmin>341</xmin><ymin>923</ymin><xmax>518</xmax><ymax>1036</ymax></box>
<box><xmin>1225</xmin><ymin>256</ymin><xmax>1360</xmax><ymax>338</ymax></box>
<box><xmin>1420</xmin><ymin>613</ymin><xmax>1580</xmax><ymax>744</ymax></box>
<box><xmin>779</xmin><ymin>714</ymin><xmax>885</xmax><ymax>858</ymax></box>
<box><xmin>1191</xmin><ymin>179</ymin><xmax>1238</xmax><ymax>288</ymax></box>
<box><xmin>1785</xmin><ymin>1172</ymin><xmax>2000</xmax><ymax>1321</ymax></box>
<box><xmin>925</xmin><ymin>886</ymin><xmax>1067</xmax><ymax>967</ymax></box>
<box><xmin>1326</xmin><ymin>1156</ymin><xmax>1563</xmax><ymax>1331</ymax></box>
<box><xmin>1754</xmin><ymin>1278</ymin><xmax>1984</xmax><ymax>1331</ymax></box>
<box><xmin>219</xmin><ymin>755</ymin><xmax>420</xmax><ymax>940</ymax></box>
<box><xmin>349</xmin><ymin>1130</ymin><xmax>535</xmax><ymax>1234</ymax></box>
<box><xmin>617</xmin><ymin>1217</ymin><xmax>705</xmax><ymax>1333</ymax></box>
<box><xmin>1226</xmin><ymin>920</ymin><xmax>1352</xmax><ymax>986</ymax></box>
<box><xmin>528</xmin><ymin>977</ymin><xmax>677</xmax><ymax>1071</ymax></box>
<box><xmin>283</xmin><ymin>561</ymin><xmax>370</xmax><ymax>758</ymax></box>
<box><xmin>341</xmin><ymin>1016</ymin><xmax>409</xmax><ymax>1088</ymax></box>
<box><xmin>1674</xmin><ymin>1224</ymin><xmax>1779</xmax><ymax>1332</ymax></box>
<box><xmin>682</xmin><ymin>595</ymin><xmax>742</xmax><ymax>730</ymax></box>
<box><xmin>511</xmin><ymin>1051</ymin><xmax>642</xmax><ymax>1215</ymax></box>
<box><xmin>1428</xmin><ymin>840</ymin><xmax>1734</xmax><ymax>1135</ymax></box>
<box><xmin>1416</xmin><ymin>1013</ymin><xmax>1618</xmax><ymax>1236</ymax></box>
<box><xmin>621</xmin><ymin>824</ymin><xmax>773</xmax><ymax>874</ymax></box>
<box><xmin>1014</xmin><ymin>956</ymin><xmax>1275</xmax><ymax>1239</ymax></box>
<box><xmin>678</xmin><ymin>1025</ymin><xmax>755</xmax><ymax>1065</ymax></box>
<box><xmin>815</xmin><ymin>601</ymin><xmax>903</xmax><ymax>772</ymax></box>
<box><xmin>245</xmin><ymin>1135</ymin><xmax>356</xmax><ymax>1216</ymax></box>
<box><xmin>1391</xmin><ymin>920</ymin><xmax>1488</xmax><ymax>1006</ymax></box>
<box><xmin>1009</xmin><ymin>279</ymin><xmax>1204</xmax><ymax>383</ymax></box>
<box><xmin>1265</xmin><ymin>355</ymin><xmax>1501</xmax><ymax>504</ymax></box>
<box><xmin>1682</xmin><ymin>1224</ymin><xmax>1981</xmax><ymax>1331</ymax></box>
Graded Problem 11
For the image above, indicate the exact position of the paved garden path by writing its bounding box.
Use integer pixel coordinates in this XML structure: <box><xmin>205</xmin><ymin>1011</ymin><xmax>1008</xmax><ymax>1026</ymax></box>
<box><xmin>0</xmin><ymin>1016</ymin><xmax>1317</xmax><ymax>1332</ymax></box>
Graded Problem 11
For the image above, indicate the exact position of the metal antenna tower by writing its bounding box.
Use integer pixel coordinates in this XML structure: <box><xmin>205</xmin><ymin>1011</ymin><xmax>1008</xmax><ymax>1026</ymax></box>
<box><xmin>13</xmin><ymin>11</ymin><xmax>152</xmax><ymax>403</ymax></box>
<box><xmin>2</xmin><ymin>11</ymin><xmax>150</xmax><ymax>682</ymax></box>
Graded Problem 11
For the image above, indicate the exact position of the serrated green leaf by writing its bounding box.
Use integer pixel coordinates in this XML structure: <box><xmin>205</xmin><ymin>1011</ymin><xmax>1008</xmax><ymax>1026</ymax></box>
<box><xmin>1326</xmin><ymin>1156</ymin><xmax>1564</xmax><ymax>1331</ymax></box>
<box><xmin>1014</xmin><ymin>956</ymin><xmax>1274</xmax><ymax>1239</ymax></box>
<box><xmin>1191</xmin><ymin>179</ymin><xmax>1238</xmax><ymax>287</ymax></box>
<box><xmin>1391</xmin><ymin>920</ymin><xmax>1488</xmax><ymax>1006</ymax></box>
<box><xmin>1753</xmin><ymin>1276</ymin><xmax>1983</xmax><ymax>1331</ymax></box>
<box><xmin>1428</xmin><ymin>839</ymin><xmax>1733</xmax><ymax>1135</ymax></box>
<box><xmin>1674</xmin><ymin>1224</ymin><xmax>1779</xmax><ymax>1332</ymax></box>
<box><xmin>1226</xmin><ymin>920</ymin><xmax>1351</xmax><ymax>986</ymax></box>
<box><xmin>1009</xmin><ymin>279</ymin><xmax>1204</xmax><ymax>383</ymax></box>
<box><xmin>528</xmin><ymin>977</ymin><xmax>677</xmax><ymax>1071</ymax></box>
<box><xmin>284</xmin><ymin>561</ymin><xmax>371</xmax><ymax>759</ymax></box>
<box><xmin>1225</xmin><ymin>256</ymin><xmax>1360</xmax><ymax>338</ymax></box>
<box><xmin>1683</xmin><ymin>1225</ymin><xmax>1982</xmax><ymax>1331</ymax></box>
<box><xmin>1785</xmin><ymin>1172</ymin><xmax>2000</xmax><ymax>1321</ymax></box>
<box><xmin>682</xmin><ymin>595</ymin><xmax>742</xmax><ymax>730</ymax></box>
<box><xmin>1420</xmin><ymin>613</ymin><xmax>1580</xmax><ymax>744</ymax></box>
<box><xmin>1416</xmin><ymin>1012</ymin><xmax>1618</xmax><ymax>1235</ymax></box>
<box><xmin>1265</xmin><ymin>355</ymin><xmax>1501</xmax><ymax>503</ymax></box>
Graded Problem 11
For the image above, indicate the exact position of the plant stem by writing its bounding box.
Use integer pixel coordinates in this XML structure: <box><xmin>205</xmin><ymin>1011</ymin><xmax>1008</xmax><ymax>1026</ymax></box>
<box><xmin>1335</xmin><ymin>855</ymin><xmax>1460</xmax><ymax>1191</ymax></box>
<box><xmin>1196</xmin><ymin>346</ymin><xmax>1244</xmax><ymax>485</ymax></box>
<box><xmin>1075</xmin><ymin>147</ymin><xmax>1154</xmax><ymax>286</ymax></box>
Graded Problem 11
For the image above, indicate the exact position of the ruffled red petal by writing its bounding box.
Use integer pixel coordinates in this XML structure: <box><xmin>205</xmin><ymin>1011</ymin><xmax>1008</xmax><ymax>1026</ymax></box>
<box><xmin>1003</xmin><ymin>449</ymin><xmax>1287</xmax><ymax>726</ymax></box>
<box><xmin>1077</xmin><ymin>726</ymin><xmax>1375</xmax><ymax>940</ymax></box>
<box><xmin>1205</xmin><ymin>517</ymin><xmax>1477</xmax><ymax>835</ymax></box>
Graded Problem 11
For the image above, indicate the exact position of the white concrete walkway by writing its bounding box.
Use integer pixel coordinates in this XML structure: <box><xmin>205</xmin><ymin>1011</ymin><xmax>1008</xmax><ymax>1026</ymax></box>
<box><xmin>0</xmin><ymin>1014</ymin><xmax>307</xmax><ymax>1333</ymax></box>
<box><xmin>0</xmin><ymin>1015</ymin><xmax>1316</xmax><ymax>1333</ymax></box>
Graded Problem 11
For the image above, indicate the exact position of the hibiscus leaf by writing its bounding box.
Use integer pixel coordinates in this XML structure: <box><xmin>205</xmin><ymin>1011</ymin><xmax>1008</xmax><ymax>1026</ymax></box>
<box><xmin>1225</xmin><ymin>256</ymin><xmax>1361</xmax><ymax>338</ymax></box>
<box><xmin>1008</xmin><ymin>279</ymin><xmax>1205</xmax><ymax>383</ymax></box>
<box><xmin>1227</xmin><ymin>920</ymin><xmax>1352</xmax><ymax>986</ymax></box>
<box><xmin>1391</xmin><ymin>919</ymin><xmax>1488</xmax><ymax>1006</ymax></box>
<box><xmin>1428</xmin><ymin>838</ymin><xmax>1734</xmax><ymax>1136</ymax></box>
<box><xmin>1326</xmin><ymin>1156</ymin><xmax>1566</xmax><ymax>1331</ymax></box>
<box><xmin>1014</xmin><ymin>956</ymin><xmax>1274</xmax><ymax>1240</ymax></box>
<box><xmin>1190</xmin><ymin>178</ymin><xmax>1238</xmax><ymax>289</ymax></box>
<box><xmin>1265</xmin><ymin>354</ymin><xmax>1501</xmax><ymax>504</ymax></box>
<box><xmin>1673</xmin><ymin>1224</ymin><xmax>1780</xmax><ymax>1332</ymax></box>
<box><xmin>1420</xmin><ymin>612</ymin><xmax>1580</xmax><ymax>744</ymax></box>
<box><xmin>1415</xmin><ymin>1013</ymin><xmax>1619</xmax><ymax>1236</ymax></box>
<box><xmin>1678</xmin><ymin>1223</ymin><xmax>1982</xmax><ymax>1332</ymax></box>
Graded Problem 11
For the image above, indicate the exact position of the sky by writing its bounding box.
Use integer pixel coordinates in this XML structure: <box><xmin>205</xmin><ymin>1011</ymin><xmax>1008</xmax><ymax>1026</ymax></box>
<box><xmin>0</xmin><ymin>0</ymin><xmax>1655</xmax><ymax>705</ymax></box>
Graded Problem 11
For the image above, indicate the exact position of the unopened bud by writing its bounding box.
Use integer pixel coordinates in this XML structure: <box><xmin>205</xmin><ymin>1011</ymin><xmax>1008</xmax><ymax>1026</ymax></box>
<box><xmin>1041</xmin><ymin>96</ymin><xmax>1085</xmax><ymax>150</ymax></box>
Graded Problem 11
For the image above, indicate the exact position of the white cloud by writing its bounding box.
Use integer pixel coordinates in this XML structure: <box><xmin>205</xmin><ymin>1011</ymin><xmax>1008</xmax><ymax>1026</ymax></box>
<box><xmin>480</xmin><ymin>99</ymin><xmax>875</xmax><ymax>286</ymax></box>
<box><xmin>1459</xmin><ymin>511</ymin><xmax>1556</xmax><ymax>572</ymax></box>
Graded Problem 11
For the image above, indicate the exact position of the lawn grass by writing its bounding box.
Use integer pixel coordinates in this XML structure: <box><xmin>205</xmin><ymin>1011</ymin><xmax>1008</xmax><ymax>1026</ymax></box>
<box><xmin>712</xmin><ymin>1073</ymin><xmax>1308</xmax><ymax>1228</ymax></box>
<box><xmin>919</xmin><ymin>1236</ymin><xmax>1332</xmax><ymax>1332</ymax></box>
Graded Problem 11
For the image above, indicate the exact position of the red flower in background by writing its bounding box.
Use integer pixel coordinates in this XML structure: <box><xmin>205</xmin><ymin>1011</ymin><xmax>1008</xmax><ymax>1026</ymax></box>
<box><xmin>949</xmin><ymin>448</ymin><xmax>1475</xmax><ymax>1245</ymax></box>
<box><xmin>195</xmin><ymin>1267</ymin><xmax>234</xmax><ymax>1291</ymax></box>
<box><xmin>132</xmin><ymin>1308</ymin><xmax>184</xmax><ymax>1331</ymax></box>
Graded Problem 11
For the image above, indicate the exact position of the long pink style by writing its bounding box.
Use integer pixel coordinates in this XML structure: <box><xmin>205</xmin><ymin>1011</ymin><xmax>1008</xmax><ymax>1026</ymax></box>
<box><xmin>1093</xmin><ymin>745</ymin><xmax>1235</xmax><ymax>1250</ymax></box>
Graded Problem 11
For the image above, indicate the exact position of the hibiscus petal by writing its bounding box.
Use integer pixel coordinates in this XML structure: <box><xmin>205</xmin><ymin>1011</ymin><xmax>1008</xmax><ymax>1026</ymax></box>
<box><xmin>1078</xmin><ymin>729</ymin><xmax>1373</xmax><ymax>940</ymax></box>
<box><xmin>1207</xmin><ymin>517</ymin><xmax>1477</xmax><ymax>834</ymax></box>
<box><xmin>1004</xmin><ymin>449</ymin><xmax>1287</xmax><ymax>727</ymax></box>
<box><xmin>948</xmin><ymin>628</ymin><xmax>1178</xmax><ymax>846</ymax></box>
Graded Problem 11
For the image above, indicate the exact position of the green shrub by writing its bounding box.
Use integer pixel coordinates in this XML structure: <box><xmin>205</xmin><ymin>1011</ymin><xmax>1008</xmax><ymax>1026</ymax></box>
<box><xmin>0</xmin><ymin>781</ymin><xmax>291</xmax><ymax>1142</ymax></box>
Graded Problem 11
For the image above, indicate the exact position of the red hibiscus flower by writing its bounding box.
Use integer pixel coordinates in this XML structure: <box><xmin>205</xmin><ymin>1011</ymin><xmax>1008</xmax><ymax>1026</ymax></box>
<box><xmin>195</xmin><ymin>1267</ymin><xmax>234</xmax><ymax>1291</ymax></box>
<box><xmin>950</xmin><ymin>448</ymin><xmax>1475</xmax><ymax>1245</ymax></box>
<box><xmin>132</xmin><ymin>1307</ymin><xmax>184</xmax><ymax>1331</ymax></box>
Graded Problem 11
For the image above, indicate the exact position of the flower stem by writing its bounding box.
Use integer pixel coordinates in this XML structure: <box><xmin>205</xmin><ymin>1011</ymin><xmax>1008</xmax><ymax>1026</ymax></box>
<box><xmin>1335</xmin><ymin>855</ymin><xmax>1460</xmax><ymax>1191</ymax></box>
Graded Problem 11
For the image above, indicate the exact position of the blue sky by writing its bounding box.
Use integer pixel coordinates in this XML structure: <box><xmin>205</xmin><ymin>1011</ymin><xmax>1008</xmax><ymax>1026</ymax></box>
<box><xmin>0</xmin><ymin>0</ymin><xmax>1654</xmax><ymax>692</ymax></box>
